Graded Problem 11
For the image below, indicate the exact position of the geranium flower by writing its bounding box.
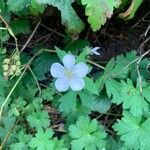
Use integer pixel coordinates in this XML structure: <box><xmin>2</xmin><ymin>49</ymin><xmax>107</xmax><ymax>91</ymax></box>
<box><xmin>90</xmin><ymin>47</ymin><xmax>100</xmax><ymax>55</ymax></box>
<box><xmin>50</xmin><ymin>54</ymin><xmax>89</xmax><ymax>92</ymax></box>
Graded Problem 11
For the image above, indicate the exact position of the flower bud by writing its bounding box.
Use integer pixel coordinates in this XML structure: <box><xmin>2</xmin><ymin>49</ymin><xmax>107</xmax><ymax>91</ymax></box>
<box><xmin>16</xmin><ymin>61</ymin><xmax>21</xmax><ymax>66</ymax></box>
<box><xmin>3</xmin><ymin>58</ymin><xmax>10</xmax><ymax>64</ymax></box>
<box><xmin>10</xmin><ymin>65</ymin><xmax>17</xmax><ymax>71</ymax></box>
<box><xmin>2</xmin><ymin>65</ymin><xmax>9</xmax><ymax>71</ymax></box>
<box><xmin>9</xmin><ymin>70</ymin><xmax>14</xmax><ymax>75</ymax></box>
<box><xmin>3</xmin><ymin>71</ymin><xmax>8</xmax><ymax>77</ymax></box>
<box><xmin>13</xmin><ymin>55</ymin><xmax>19</xmax><ymax>61</ymax></box>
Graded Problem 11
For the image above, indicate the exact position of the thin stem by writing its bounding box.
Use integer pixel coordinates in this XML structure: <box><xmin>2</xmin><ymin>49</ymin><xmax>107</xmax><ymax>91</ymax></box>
<box><xmin>87</xmin><ymin>60</ymin><xmax>105</xmax><ymax>70</ymax></box>
<box><xmin>0</xmin><ymin>68</ymin><xmax>27</xmax><ymax>121</ymax></box>
<box><xmin>40</xmin><ymin>24</ymin><xmax>65</xmax><ymax>38</ymax></box>
<box><xmin>29</xmin><ymin>67</ymin><xmax>41</xmax><ymax>96</ymax></box>
<box><xmin>0</xmin><ymin>49</ymin><xmax>43</xmax><ymax>121</ymax></box>
<box><xmin>0</xmin><ymin>119</ymin><xmax>19</xmax><ymax>149</ymax></box>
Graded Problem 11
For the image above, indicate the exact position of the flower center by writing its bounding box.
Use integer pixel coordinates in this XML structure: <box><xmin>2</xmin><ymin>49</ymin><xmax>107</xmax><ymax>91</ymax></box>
<box><xmin>64</xmin><ymin>69</ymin><xmax>73</xmax><ymax>80</ymax></box>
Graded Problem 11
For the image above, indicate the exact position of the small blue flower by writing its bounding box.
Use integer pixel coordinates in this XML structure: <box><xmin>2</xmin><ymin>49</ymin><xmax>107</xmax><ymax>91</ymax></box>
<box><xmin>50</xmin><ymin>54</ymin><xmax>89</xmax><ymax>92</ymax></box>
<box><xmin>90</xmin><ymin>47</ymin><xmax>100</xmax><ymax>55</ymax></box>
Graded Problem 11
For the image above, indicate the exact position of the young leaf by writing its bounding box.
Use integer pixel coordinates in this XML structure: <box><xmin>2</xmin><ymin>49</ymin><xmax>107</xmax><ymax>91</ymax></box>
<box><xmin>9</xmin><ymin>131</ymin><xmax>32</xmax><ymax>150</ymax></box>
<box><xmin>27</xmin><ymin>110</ymin><xmax>50</xmax><ymax>130</ymax></box>
<box><xmin>69</xmin><ymin>116</ymin><xmax>107</xmax><ymax>150</ymax></box>
<box><xmin>41</xmin><ymin>87</ymin><xmax>55</xmax><ymax>102</ymax></box>
<box><xmin>55</xmin><ymin>47</ymin><xmax>67</xmax><ymax>60</ymax></box>
<box><xmin>37</xmin><ymin>0</ymin><xmax>85</xmax><ymax>35</ymax></box>
<box><xmin>113</xmin><ymin>111</ymin><xmax>150</xmax><ymax>149</ymax></box>
<box><xmin>28</xmin><ymin>128</ymin><xmax>67</xmax><ymax>150</ymax></box>
<box><xmin>29</xmin><ymin>0</ymin><xmax>45</xmax><ymax>16</ymax></box>
<box><xmin>81</xmin><ymin>0</ymin><xmax>121</xmax><ymax>31</ymax></box>
<box><xmin>28</xmin><ymin>128</ymin><xmax>55</xmax><ymax>150</ymax></box>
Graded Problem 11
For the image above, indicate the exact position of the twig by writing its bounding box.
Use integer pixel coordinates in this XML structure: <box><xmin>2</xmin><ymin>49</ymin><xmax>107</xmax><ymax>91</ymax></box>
<box><xmin>28</xmin><ymin>34</ymin><xmax>51</xmax><ymax>47</ymax></box>
<box><xmin>40</xmin><ymin>24</ymin><xmax>65</xmax><ymax>38</ymax></box>
<box><xmin>132</xmin><ymin>11</ymin><xmax>150</xmax><ymax>28</ymax></box>
<box><xmin>20</xmin><ymin>20</ymin><xmax>41</xmax><ymax>53</ymax></box>
<box><xmin>144</xmin><ymin>24</ymin><xmax>150</xmax><ymax>37</ymax></box>
<box><xmin>138</xmin><ymin>36</ymin><xmax>150</xmax><ymax>52</ymax></box>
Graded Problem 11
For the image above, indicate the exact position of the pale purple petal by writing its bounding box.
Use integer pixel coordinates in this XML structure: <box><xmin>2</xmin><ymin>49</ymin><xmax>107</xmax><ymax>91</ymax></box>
<box><xmin>55</xmin><ymin>77</ymin><xmax>69</xmax><ymax>92</ymax></box>
<box><xmin>50</xmin><ymin>63</ymin><xmax>65</xmax><ymax>78</ymax></box>
<box><xmin>69</xmin><ymin>76</ymin><xmax>85</xmax><ymax>91</ymax></box>
<box><xmin>73</xmin><ymin>62</ymin><xmax>89</xmax><ymax>77</ymax></box>
<box><xmin>90</xmin><ymin>47</ymin><xmax>100</xmax><ymax>55</ymax></box>
<box><xmin>62</xmin><ymin>54</ymin><xmax>75</xmax><ymax>70</ymax></box>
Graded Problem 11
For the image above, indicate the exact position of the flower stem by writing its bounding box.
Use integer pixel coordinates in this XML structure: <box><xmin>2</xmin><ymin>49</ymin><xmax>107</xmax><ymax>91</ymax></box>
<box><xmin>87</xmin><ymin>60</ymin><xmax>105</xmax><ymax>70</ymax></box>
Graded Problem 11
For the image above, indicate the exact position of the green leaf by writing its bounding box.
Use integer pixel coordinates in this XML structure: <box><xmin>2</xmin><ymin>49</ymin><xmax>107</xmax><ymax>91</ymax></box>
<box><xmin>29</xmin><ymin>0</ymin><xmax>45</xmax><ymax>16</ymax></box>
<box><xmin>64</xmin><ymin>40</ymin><xmax>90</xmax><ymax>53</ymax></box>
<box><xmin>76</xmin><ymin>46</ymin><xmax>91</xmax><ymax>63</ymax></box>
<box><xmin>113</xmin><ymin>111</ymin><xmax>150</xmax><ymax>149</ymax></box>
<box><xmin>8</xmin><ymin>97</ymin><xmax>27</xmax><ymax>117</ymax></box>
<box><xmin>55</xmin><ymin>47</ymin><xmax>67</xmax><ymax>60</ymax></box>
<box><xmin>84</xmin><ymin>77</ymin><xmax>99</xmax><ymax>95</ymax></box>
<box><xmin>105</xmin><ymin>79</ymin><xmax>121</xmax><ymax>99</ymax></box>
<box><xmin>37</xmin><ymin>0</ymin><xmax>85</xmax><ymax>34</ymax></box>
<box><xmin>89</xmin><ymin>95</ymin><xmax>111</xmax><ymax>113</ymax></box>
<box><xmin>95</xmin><ymin>58</ymin><xmax>115</xmax><ymax>90</ymax></box>
<box><xmin>7</xmin><ymin>0</ymin><xmax>30</xmax><ymax>13</ymax></box>
<box><xmin>59</xmin><ymin>91</ymin><xmax>77</xmax><ymax>114</ymax></box>
<box><xmin>9</xmin><ymin>131</ymin><xmax>32</xmax><ymax>150</ymax></box>
<box><xmin>79</xmin><ymin>91</ymin><xmax>111</xmax><ymax>113</ymax></box>
<box><xmin>106</xmin><ymin>79</ymin><xmax>149</xmax><ymax>116</ymax></box>
<box><xmin>66</xmin><ymin>104</ymin><xmax>91</xmax><ymax>124</ymax></box>
<box><xmin>111</xmin><ymin>51</ymin><xmax>137</xmax><ymax>79</ymax></box>
<box><xmin>81</xmin><ymin>0</ymin><xmax>121</xmax><ymax>31</ymax></box>
<box><xmin>52</xmin><ymin>138</ymin><xmax>67</xmax><ymax>150</ymax></box>
<box><xmin>32</xmin><ymin>52</ymin><xmax>58</xmax><ymax>80</ymax></box>
<box><xmin>0</xmin><ymin>0</ymin><xmax>11</xmax><ymax>22</ymax></box>
<box><xmin>0</xmin><ymin>30</ymin><xmax>10</xmax><ymax>42</ymax></box>
<box><xmin>69</xmin><ymin>116</ymin><xmax>107</xmax><ymax>150</ymax></box>
<box><xmin>27</xmin><ymin>110</ymin><xmax>50</xmax><ymax>130</ymax></box>
<box><xmin>28</xmin><ymin>128</ymin><xmax>67</xmax><ymax>150</ymax></box>
<box><xmin>120</xmin><ymin>79</ymin><xmax>149</xmax><ymax>116</ymax></box>
<box><xmin>10</xmin><ymin>19</ymin><xmax>31</xmax><ymax>35</ymax></box>
<box><xmin>25</xmin><ymin>97</ymin><xmax>43</xmax><ymax>113</ymax></box>
<box><xmin>0</xmin><ymin>116</ymin><xmax>16</xmax><ymax>146</ymax></box>
<box><xmin>28</xmin><ymin>128</ymin><xmax>55</xmax><ymax>150</ymax></box>
<box><xmin>143</xmin><ymin>86</ymin><xmax>150</xmax><ymax>102</ymax></box>
<box><xmin>41</xmin><ymin>87</ymin><xmax>55</xmax><ymax>101</ymax></box>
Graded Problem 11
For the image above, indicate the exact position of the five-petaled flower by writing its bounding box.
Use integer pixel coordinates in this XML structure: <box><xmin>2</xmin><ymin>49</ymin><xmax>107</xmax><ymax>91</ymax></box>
<box><xmin>90</xmin><ymin>47</ymin><xmax>100</xmax><ymax>55</ymax></box>
<box><xmin>50</xmin><ymin>54</ymin><xmax>89</xmax><ymax>92</ymax></box>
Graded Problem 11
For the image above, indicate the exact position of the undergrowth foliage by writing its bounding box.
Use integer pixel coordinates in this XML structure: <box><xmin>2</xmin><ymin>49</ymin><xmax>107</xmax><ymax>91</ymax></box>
<box><xmin>0</xmin><ymin>0</ymin><xmax>149</xmax><ymax>150</ymax></box>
